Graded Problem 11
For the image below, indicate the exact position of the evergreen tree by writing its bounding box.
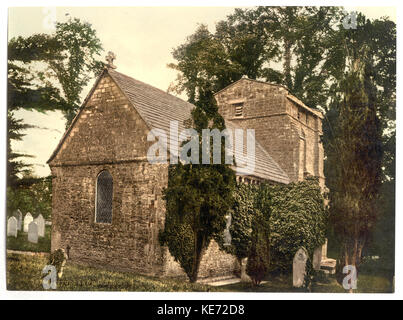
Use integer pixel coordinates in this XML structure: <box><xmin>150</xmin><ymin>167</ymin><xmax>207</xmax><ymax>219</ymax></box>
<box><xmin>326</xmin><ymin>46</ymin><xmax>383</xmax><ymax>271</ymax></box>
<box><xmin>160</xmin><ymin>91</ymin><xmax>236</xmax><ymax>283</ymax></box>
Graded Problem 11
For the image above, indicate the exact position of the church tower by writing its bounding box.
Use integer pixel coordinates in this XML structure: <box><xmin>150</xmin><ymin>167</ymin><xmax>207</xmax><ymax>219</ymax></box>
<box><xmin>215</xmin><ymin>77</ymin><xmax>325</xmax><ymax>187</ymax></box>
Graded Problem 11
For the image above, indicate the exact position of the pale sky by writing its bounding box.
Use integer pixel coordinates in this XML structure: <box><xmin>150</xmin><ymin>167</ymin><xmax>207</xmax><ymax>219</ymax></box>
<box><xmin>8</xmin><ymin>6</ymin><xmax>397</xmax><ymax>177</ymax></box>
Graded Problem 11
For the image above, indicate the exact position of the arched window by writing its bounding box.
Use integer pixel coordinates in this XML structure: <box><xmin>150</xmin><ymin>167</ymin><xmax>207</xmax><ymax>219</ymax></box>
<box><xmin>95</xmin><ymin>170</ymin><xmax>113</xmax><ymax>223</ymax></box>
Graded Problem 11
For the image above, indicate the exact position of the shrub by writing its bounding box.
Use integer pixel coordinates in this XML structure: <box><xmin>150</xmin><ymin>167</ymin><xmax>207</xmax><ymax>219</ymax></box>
<box><xmin>269</xmin><ymin>176</ymin><xmax>327</xmax><ymax>272</ymax></box>
<box><xmin>216</xmin><ymin>184</ymin><xmax>255</xmax><ymax>262</ymax></box>
<box><xmin>48</xmin><ymin>248</ymin><xmax>67</xmax><ymax>278</ymax></box>
<box><xmin>246</xmin><ymin>209</ymin><xmax>270</xmax><ymax>286</ymax></box>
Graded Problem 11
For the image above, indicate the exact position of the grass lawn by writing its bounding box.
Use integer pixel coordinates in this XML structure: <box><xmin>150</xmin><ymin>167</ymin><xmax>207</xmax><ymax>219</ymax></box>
<box><xmin>7</xmin><ymin>225</ymin><xmax>51</xmax><ymax>253</ymax></box>
<box><xmin>6</xmin><ymin>253</ymin><xmax>221</xmax><ymax>292</ymax></box>
<box><xmin>6</xmin><ymin>253</ymin><xmax>393</xmax><ymax>293</ymax></box>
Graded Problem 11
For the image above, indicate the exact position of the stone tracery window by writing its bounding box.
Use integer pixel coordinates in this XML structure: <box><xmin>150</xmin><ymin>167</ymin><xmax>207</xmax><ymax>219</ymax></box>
<box><xmin>95</xmin><ymin>170</ymin><xmax>113</xmax><ymax>224</ymax></box>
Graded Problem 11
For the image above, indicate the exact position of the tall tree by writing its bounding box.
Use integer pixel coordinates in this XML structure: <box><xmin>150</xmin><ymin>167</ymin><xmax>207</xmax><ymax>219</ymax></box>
<box><xmin>169</xmin><ymin>6</ymin><xmax>341</xmax><ymax>110</ymax></box>
<box><xmin>7</xmin><ymin>111</ymin><xmax>34</xmax><ymax>187</ymax></box>
<box><xmin>323</xmin><ymin>14</ymin><xmax>395</xmax><ymax>274</ymax></box>
<box><xmin>8</xmin><ymin>17</ymin><xmax>104</xmax><ymax>126</ymax></box>
<box><xmin>7</xmin><ymin>17</ymin><xmax>103</xmax><ymax>184</ymax></box>
<box><xmin>160</xmin><ymin>91</ymin><xmax>236</xmax><ymax>283</ymax></box>
<box><xmin>326</xmin><ymin>45</ymin><xmax>383</xmax><ymax>271</ymax></box>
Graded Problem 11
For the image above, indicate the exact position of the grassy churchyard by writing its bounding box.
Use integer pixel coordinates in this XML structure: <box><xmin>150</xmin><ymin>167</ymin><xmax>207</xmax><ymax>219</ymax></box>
<box><xmin>6</xmin><ymin>219</ymin><xmax>393</xmax><ymax>293</ymax></box>
<box><xmin>7</xmin><ymin>225</ymin><xmax>51</xmax><ymax>253</ymax></box>
<box><xmin>6</xmin><ymin>251</ymin><xmax>393</xmax><ymax>293</ymax></box>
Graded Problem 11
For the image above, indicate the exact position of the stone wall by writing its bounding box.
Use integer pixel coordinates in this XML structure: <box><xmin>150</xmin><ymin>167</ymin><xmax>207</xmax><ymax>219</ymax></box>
<box><xmin>162</xmin><ymin>240</ymin><xmax>240</xmax><ymax>279</ymax></box>
<box><xmin>215</xmin><ymin>79</ymin><xmax>325</xmax><ymax>185</ymax></box>
<box><xmin>50</xmin><ymin>162</ymin><xmax>168</xmax><ymax>275</ymax></box>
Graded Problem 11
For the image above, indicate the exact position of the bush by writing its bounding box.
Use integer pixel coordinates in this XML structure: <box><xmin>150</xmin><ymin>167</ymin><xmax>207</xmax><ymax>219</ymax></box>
<box><xmin>216</xmin><ymin>184</ymin><xmax>255</xmax><ymax>261</ymax></box>
<box><xmin>48</xmin><ymin>249</ymin><xmax>67</xmax><ymax>278</ymax></box>
<box><xmin>6</xmin><ymin>176</ymin><xmax>52</xmax><ymax>219</ymax></box>
<box><xmin>159</xmin><ymin>213</ymin><xmax>195</xmax><ymax>278</ymax></box>
<box><xmin>269</xmin><ymin>176</ymin><xmax>327</xmax><ymax>272</ymax></box>
<box><xmin>246</xmin><ymin>210</ymin><xmax>270</xmax><ymax>286</ymax></box>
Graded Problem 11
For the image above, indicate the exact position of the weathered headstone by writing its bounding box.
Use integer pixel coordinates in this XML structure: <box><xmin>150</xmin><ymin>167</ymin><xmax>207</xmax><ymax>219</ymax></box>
<box><xmin>293</xmin><ymin>247</ymin><xmax>308</xmax><ymax>288</ymax></box>
<box><xmin>28</xmin><ymin>221</ymin><xmax>38</xmax><ymax>244</ymax></box>
<box><xmin>35</xmin><ymin>214</ymin><xmax>45</xmax><ymax>238</ymax></box>
<box><xmin>313</xmin><ymin>246</ymin><xmax>323</xmax><ymax>271</ymax></box>
<box><xmin>14</xmin><ymin>209</ymin><xmax>22</xmax><ymax>231</ymax></box>
<box><xmin>7</xmin><ymin>216</ymin><xmax>18</xmax><ymax>238</ymax></box>
<box><xmin>23</xmin><ymin>212</ymin><xmax>33</xmax><ymax>233</ymax></box>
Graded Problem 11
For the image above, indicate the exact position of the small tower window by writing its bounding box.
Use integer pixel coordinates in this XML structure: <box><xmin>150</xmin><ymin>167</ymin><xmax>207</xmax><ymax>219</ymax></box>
<box><xmin>234</xmin><ymin>103</ymin><xmax>244</xmax><ymax>117</ymax></box>
<box><xmin>95</xmin><ymin>170</ymin><xmax>113</xmax><ymax>224</ymax></box>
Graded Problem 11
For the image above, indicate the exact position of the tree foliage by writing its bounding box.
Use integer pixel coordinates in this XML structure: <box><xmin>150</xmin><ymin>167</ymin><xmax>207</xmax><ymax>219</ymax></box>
<box><xmin>169</xmin><ymin>6</ymin><xmax>342</xmax><ymax>110</ymax></box>
<box><xmin>8</xmin><ymin>17</ymin><xmax>103</xmax><ymax>124</ymax></box>
<box><xmin>325</xmin><ymin>45</ymin><xmax>383</xmax><ymax>269</ymax></box>
<box><xmin>6</xmin><ymin>176</ymin><xmax>52</xmax><ymax>219</ymax></box>
<box><xmin>7</xmin><ymin>17</ymin><xmax>103</xmax><ymax>188</ymax></box>
<box><xmin>220</xmin><ymin>184</ymin><xmax>256</xmax><ymax>262</ymax></box>
<box><xmin>246</xmin><ymin>208</ymin><xmax>270</xmax><ymax>286</ymax></box>
<box><xmin>269</xmin><ymin>177</ymin><xmax>328</xmax><ymax>272</ymax></box>
<box><xmin>7</xmin><ymin>111</ymin><xmax>35</xmax><ymax>188</ymax></box>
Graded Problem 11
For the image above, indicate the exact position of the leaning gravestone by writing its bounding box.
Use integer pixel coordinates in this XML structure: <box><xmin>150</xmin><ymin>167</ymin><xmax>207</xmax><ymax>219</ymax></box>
<box><xmin>35</xmin><ymin>214</ymin><xmax>45</xmax><ymax>238</ymax></box>
<box><xmin>23</xmin><ymin>212</ymin><xmax>33</xmax><ymax>233</ymax></box>
<box><xmin>28</xmin><ymin>221</ymin><xmax>38</xmax><ymax>244</ymax></box>
<box><xmin>14</xmin><ymin>209</ymin><xmax>22</xmax><ymax>231</ymax></box>
<box><xmin>7</xmin><ymin>216</ymin><xmax>18</xmax><ymax>238</ymax></box>
<box><xmin>293</xmin><ymin>247</ymin><xmax>308</xmax><ymax>288</ymax></box>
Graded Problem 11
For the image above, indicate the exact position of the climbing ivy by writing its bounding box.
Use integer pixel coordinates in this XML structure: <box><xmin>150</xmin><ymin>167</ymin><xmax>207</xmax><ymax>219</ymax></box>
<box><xmin>269</xmin><ymin>176</ymin><xmax>328</xmax><ymax>272</ymax></box>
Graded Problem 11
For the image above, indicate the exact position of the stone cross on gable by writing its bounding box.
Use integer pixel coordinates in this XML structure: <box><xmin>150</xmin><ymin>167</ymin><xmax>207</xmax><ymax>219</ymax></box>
<box><xmin>105</xmin><ymin>51</ymin><xmax>117</xmax><ymax>69</ymax></box>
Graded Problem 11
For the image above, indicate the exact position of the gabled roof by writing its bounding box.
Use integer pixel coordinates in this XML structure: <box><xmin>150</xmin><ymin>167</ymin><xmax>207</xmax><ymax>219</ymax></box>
<box><xmin>214</xmin><ymin>77</ymin><xmax>323</xmax><ymax>119</ymax></box>
<box><xmin>48</xmin><ymin>68</ymin><xmax>289</xmax><ymax>184</ymax></box>
<box><xmin>109</xmin><ymin>69</ymin><xmax>194</xmax><ymax>134</ymax></box>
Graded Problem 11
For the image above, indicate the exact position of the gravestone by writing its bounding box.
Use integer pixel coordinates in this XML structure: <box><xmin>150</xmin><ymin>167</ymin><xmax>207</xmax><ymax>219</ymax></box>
<box><xmin>35</xmin><ymin>214</ymin><xmax>45</xmax><ymax>238</ymax></box>
<box><xmin>23</xmin><ymin>212</ymin><xmax>33</xmax><ymax>233</ymax></box>
<box><xmin>293</xmin><ymin>247</ymin><xmax>308</xmax><ymax>288</ymax></box>
<box><xmin>7</xmin><ymin>216</ymin><xmax>18</xmax><ymax>238</ymax></box>
<box><xmin>14</xmin><ymin>209</ymin><xmax>22</xmax><ymax>231</ymax></box>
<box><xmin>313</xmin><ymin>246</ymin><xmax>322</xmax><ymax>271</ymax></box>
<box><xmin>28</xmin><ymin>221</ymin><xmax>38</xmax><ymax>244</ymax></box>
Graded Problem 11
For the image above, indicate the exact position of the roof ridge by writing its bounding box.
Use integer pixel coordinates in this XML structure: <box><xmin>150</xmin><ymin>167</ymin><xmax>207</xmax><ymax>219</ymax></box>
<box><xmin>109</xmin><ymin>69</ymin><xmax>194</xmax><ymax>111</ymax></box>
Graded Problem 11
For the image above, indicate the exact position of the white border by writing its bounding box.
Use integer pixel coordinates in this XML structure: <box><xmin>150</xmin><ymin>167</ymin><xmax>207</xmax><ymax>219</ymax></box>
<box><xmin>1</xmin><ymin>0</ymin><xmax>401</xmax><ymax>300</ymax></box>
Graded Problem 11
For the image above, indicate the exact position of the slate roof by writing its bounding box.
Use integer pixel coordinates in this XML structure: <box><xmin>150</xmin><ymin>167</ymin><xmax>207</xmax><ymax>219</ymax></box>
<box><xmin>109</xmin><ymin>69</ymin><xmax>289</xmax><ymax>184</ymax></box>
<box><xmin>48</xmin><ymin>68</ymin><xmax>290</xmax><ymax>184</ymax></box>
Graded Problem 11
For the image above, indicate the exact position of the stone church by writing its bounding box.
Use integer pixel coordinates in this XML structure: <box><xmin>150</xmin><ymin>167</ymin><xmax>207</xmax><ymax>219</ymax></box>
<box><xmin>48</xmin><ymin>55</ymin><xmax>325</xmax><ymax>279</ymax></box>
